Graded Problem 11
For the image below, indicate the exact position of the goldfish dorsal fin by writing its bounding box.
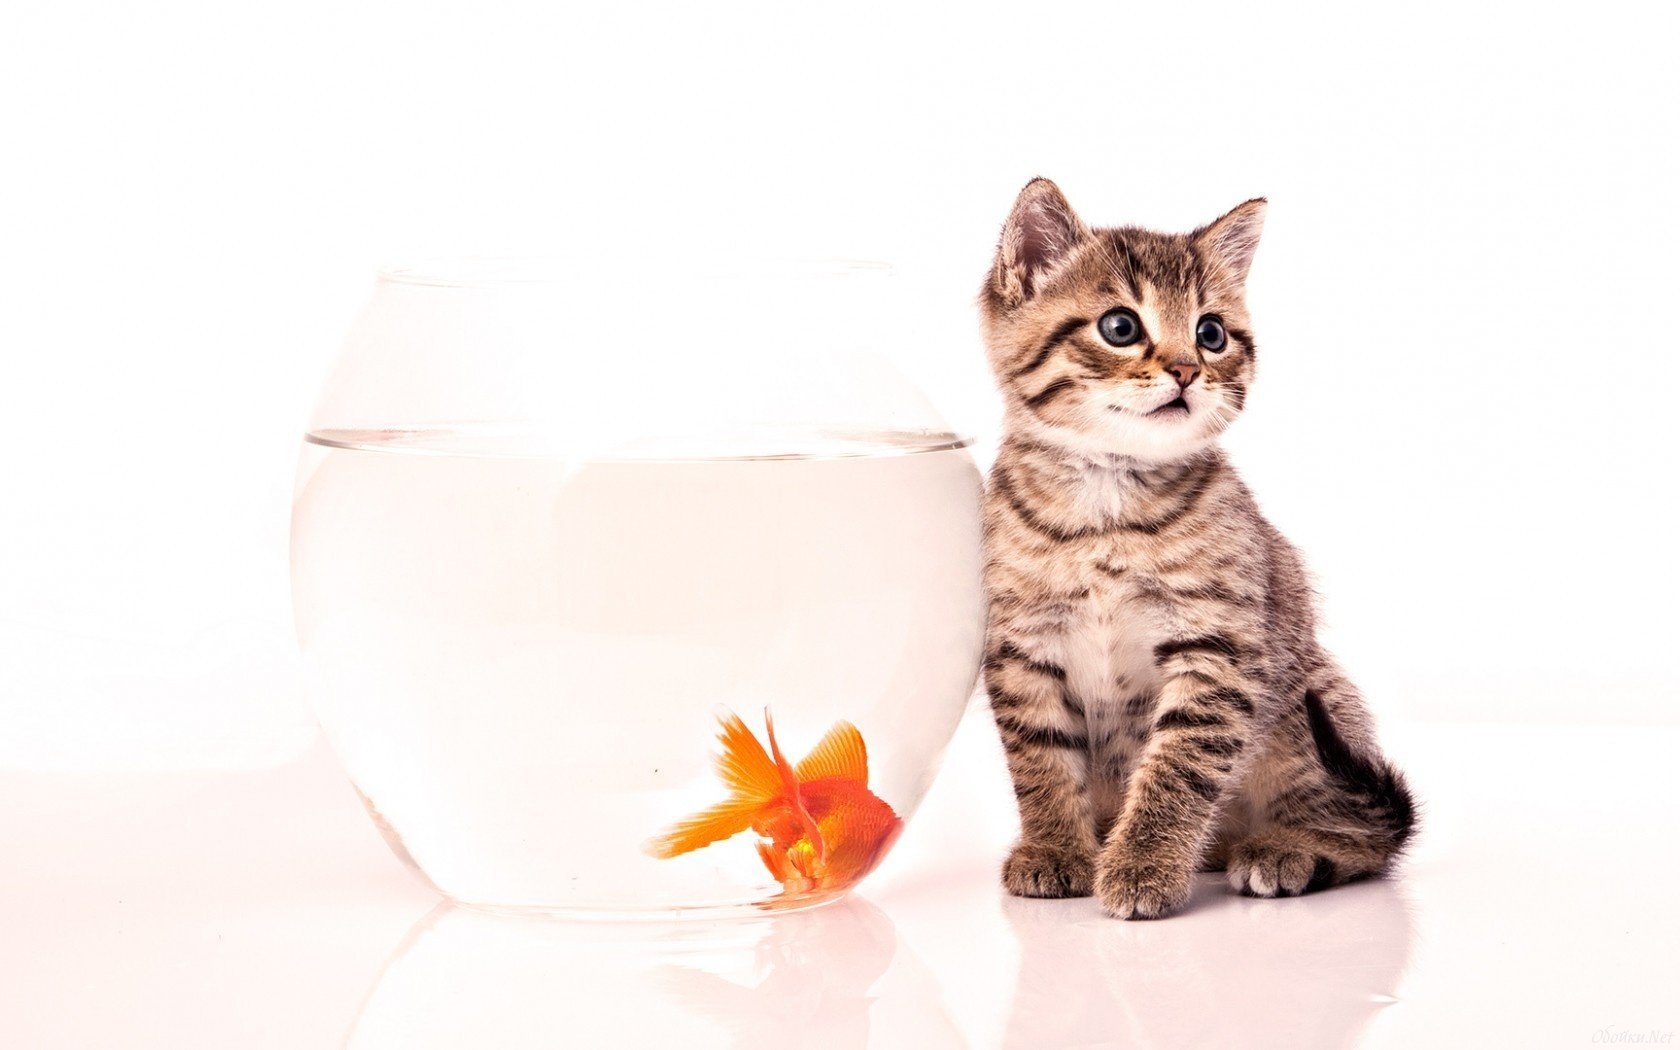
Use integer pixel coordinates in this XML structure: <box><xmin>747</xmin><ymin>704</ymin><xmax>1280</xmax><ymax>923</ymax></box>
<box><xmin>713</xmin><ymin>710</ymin><xmax>784</xmax><ymax>806</ymax></box>
<box><xmin>795</xmin><ymin>721</ymin><xmax>869</xmax><ymax>785</ymax></box>
<box><xmin>643</xmin><ymin>800</ymin><xmax>757</xmax><ymax>859</ymax></box>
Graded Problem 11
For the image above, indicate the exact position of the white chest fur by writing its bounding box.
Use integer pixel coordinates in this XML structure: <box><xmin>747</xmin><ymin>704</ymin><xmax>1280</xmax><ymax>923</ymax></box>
<box><xmin>1057</xmin><ymin>463</ymin><xmax>1171</xmax><ymax>712</ymax></box>
<box><xmin>1049</xmin><ymin>582</ymin><xmax>1164</xmax><ymax>713</ymax></box>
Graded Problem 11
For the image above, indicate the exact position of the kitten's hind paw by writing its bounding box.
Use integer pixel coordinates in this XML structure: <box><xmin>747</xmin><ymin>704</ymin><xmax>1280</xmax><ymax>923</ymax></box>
<box><xmin>1002</xmin><ymin>840</ymin><xmax>1094</xmax><ymax>898</ymax></box>
<box><xmin>1226</xmin><ymin>837</ymin><xmax>1336</xmax><ymax>898</ymax></box>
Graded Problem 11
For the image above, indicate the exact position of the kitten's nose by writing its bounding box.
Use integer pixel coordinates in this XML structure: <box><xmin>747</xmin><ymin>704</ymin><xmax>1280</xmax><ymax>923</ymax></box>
<box><xmin>1166</xmin><ymin>362</ymin><xmax>1201</xmax><ymax>389</ymax></box>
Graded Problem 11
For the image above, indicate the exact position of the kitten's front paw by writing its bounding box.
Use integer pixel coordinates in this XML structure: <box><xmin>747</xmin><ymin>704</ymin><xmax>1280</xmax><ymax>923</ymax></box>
<box><xmin>1002</xmin><ymin>840</ymin><xmax>1094</xmax><ymax>898</ymax></box>
<box><xmin>1096</xmin><ymin>849</ymin><xmax>1193</xmax><ymax>920</ymax></box>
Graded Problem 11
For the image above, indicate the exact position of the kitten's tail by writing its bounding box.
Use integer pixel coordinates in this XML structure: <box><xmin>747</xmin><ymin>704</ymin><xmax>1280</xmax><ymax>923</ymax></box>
<box><xmin>1303</xmin><ymin>689</ymin><xmax>1417</xmax><ymax>854</ymax></box>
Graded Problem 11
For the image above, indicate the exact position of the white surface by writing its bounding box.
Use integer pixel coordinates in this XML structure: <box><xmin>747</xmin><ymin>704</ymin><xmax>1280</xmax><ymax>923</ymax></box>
<box><xmin>3</xmin><ymin>3</ymin><xmax>1679</xmax><ymax>771</ymax></box>
<box><xmin>5</xmin><ymin>709</ymin><xmax>1675</xmax><ymax>1049</ymax></box>
<box><xmin>2</xmin><ymin>5</ymin><xmax>1675</xmax><ymax>1042</ymax></box>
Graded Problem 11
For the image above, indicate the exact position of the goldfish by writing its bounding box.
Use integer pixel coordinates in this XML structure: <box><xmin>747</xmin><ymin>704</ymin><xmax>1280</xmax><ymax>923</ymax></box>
<box><xmin>647</xmin><ymin>710</ymin><xmax>903</xmax><ymax>896</ymax></box>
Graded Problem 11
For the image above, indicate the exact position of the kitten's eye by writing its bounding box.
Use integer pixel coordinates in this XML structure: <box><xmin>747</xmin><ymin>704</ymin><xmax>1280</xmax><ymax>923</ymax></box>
<box><xmin>1097</xmin><ymin>308</ymin><xmax>1144</xmax><ymax>348</ymax></box>
<box><xmin>1196</xmin><ymin>316</ymin><xmax>1227</xmax><ymax>352</ymax></box>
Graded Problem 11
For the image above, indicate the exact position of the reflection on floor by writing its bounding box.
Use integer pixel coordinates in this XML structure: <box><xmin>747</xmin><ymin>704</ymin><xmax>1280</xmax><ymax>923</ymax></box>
<box><xmin>1000</xmin><ymin>878</ymin><xmax>1411</xmax><ymax>1049</ymax></box>
<box><xmin>348</xmin><ymin>899</ymin><xmax>961</xmax><ymax>1048</ymax></box>
<box><xmin>1</xmin><ymin>714</ymin><xmax>1675</xmax><ymax>1048</ymax></box>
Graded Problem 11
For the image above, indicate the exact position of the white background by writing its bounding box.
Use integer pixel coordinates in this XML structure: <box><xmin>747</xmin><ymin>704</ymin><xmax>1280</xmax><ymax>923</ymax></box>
<box><xmin>3</xmin><ymin>1</ymin><xmax>1676</xmax><ymax>771</ymax></box>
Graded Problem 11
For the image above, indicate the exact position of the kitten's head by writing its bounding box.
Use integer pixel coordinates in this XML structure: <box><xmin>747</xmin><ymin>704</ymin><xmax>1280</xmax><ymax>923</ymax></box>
<box><xmin>980</xmin><ymin>179</ymin><xmax>1266</xmax><ymax>462</ymax></box>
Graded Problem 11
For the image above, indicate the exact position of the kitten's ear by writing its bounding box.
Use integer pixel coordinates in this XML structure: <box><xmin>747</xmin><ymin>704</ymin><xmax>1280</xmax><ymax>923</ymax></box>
<box><xmin>1195</xmin><ymin>198</ymin><xmax>1267</xmax><ymax>287</ymax></box>
<box><xmin>992</xmin><ymin>178</ymin><xmax>1089</xmax><ymax>307</ymax></box>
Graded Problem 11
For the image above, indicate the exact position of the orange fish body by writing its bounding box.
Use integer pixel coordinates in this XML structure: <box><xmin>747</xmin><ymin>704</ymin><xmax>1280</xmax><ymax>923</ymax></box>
<box><xmin>647</xmin><ymin>711</ymin><xmax>903</xmax><ymax>895</ymax></box>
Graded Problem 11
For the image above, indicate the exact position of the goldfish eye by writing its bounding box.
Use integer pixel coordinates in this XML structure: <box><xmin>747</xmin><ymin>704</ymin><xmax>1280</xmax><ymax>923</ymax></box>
<box><xmin>1196</xmin><ymin>315</ymin><xmax>1227</xmax><ymax>352</ymax></box>
<box><xmin>1097</xmin><ymin>308</ymin><xmax>1143</xmax><ymax>348</ymax></box>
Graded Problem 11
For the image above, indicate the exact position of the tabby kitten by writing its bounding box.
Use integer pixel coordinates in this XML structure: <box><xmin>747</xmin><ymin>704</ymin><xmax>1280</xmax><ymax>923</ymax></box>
<box><xmin>979</xmin><ymin>179</ymin><xmax>1414</xmax><ymax>920</ymax></box>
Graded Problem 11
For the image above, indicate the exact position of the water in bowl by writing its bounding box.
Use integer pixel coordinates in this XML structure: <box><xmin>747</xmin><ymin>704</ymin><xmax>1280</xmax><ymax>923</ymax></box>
<box><xmin>291</xmin><ymin>426</ymin><xmax>984</xmax><ymax>915</ymax></box>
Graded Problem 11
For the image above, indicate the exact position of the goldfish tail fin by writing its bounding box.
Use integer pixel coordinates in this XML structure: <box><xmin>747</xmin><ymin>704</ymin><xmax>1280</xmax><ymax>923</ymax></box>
<box><xmin>794</xmin><ymin>721</ymin><xmax>869</xmax><ymax>785</ymax></box>
<box><xmin>644</xmin><ymin>711</ymin><xmax>788</xmax><ymax>860</ymax></box>
<box><xmin>644</xmin><ymin>800</ymin><xmax>757</xmax><ymax>859</ymax></box>
<box><xmin>761</xmin><ymin>708</ymin><xmax>804</xmax><ymax>797</ymax></box>
<box><xmin>762</xmin><ymin>709</ymin><xmax>827</xmax><ymax>865</ymax></box>
<box><xmin>714</xmin><ymin>710</ymin><xmax>786</xmax><ymax>806</ymax></box>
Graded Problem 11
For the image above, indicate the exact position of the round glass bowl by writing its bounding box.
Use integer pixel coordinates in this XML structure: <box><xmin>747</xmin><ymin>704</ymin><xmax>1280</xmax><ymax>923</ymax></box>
<box><xmin>291</xmin><ymin>260</ymin><xmax>985</xmax><ymax>915</ymax></box>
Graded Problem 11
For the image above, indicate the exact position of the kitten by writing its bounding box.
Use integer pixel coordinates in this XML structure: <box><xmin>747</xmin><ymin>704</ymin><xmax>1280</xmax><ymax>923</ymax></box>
<box><xmin>979</xmin><ymin>179</ymin><xmax>1414</xmax><ymax>920</ymax></box>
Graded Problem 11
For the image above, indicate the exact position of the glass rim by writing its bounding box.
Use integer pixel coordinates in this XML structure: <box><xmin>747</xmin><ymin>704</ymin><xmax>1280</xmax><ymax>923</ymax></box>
<box><xmin>302</xmin><ymin>423</ymin><xmax>975</xmax><ymax>462</ymax></box>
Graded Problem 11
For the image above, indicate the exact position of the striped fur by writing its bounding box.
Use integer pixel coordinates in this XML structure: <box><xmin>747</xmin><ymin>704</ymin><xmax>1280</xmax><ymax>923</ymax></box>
<box><xmin>980</xmin><ymin>179</ymin><xmax>1415</xmax><ymax>919</ymax></box>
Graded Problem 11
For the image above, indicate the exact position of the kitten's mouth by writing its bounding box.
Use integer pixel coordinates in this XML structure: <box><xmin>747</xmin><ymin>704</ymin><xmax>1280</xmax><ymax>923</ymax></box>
<box><xmin>1107</xmin><ymin>396</ymin><xmax>1192</xmax><ymax>419</ymax></box>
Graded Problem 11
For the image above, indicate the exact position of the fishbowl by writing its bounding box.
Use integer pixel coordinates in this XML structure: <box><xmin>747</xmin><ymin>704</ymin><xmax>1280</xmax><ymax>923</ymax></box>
<box><xmin>291</xmin><ymin>260</ymin><xmax>985</xmax><ymax>916</ymax></box>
